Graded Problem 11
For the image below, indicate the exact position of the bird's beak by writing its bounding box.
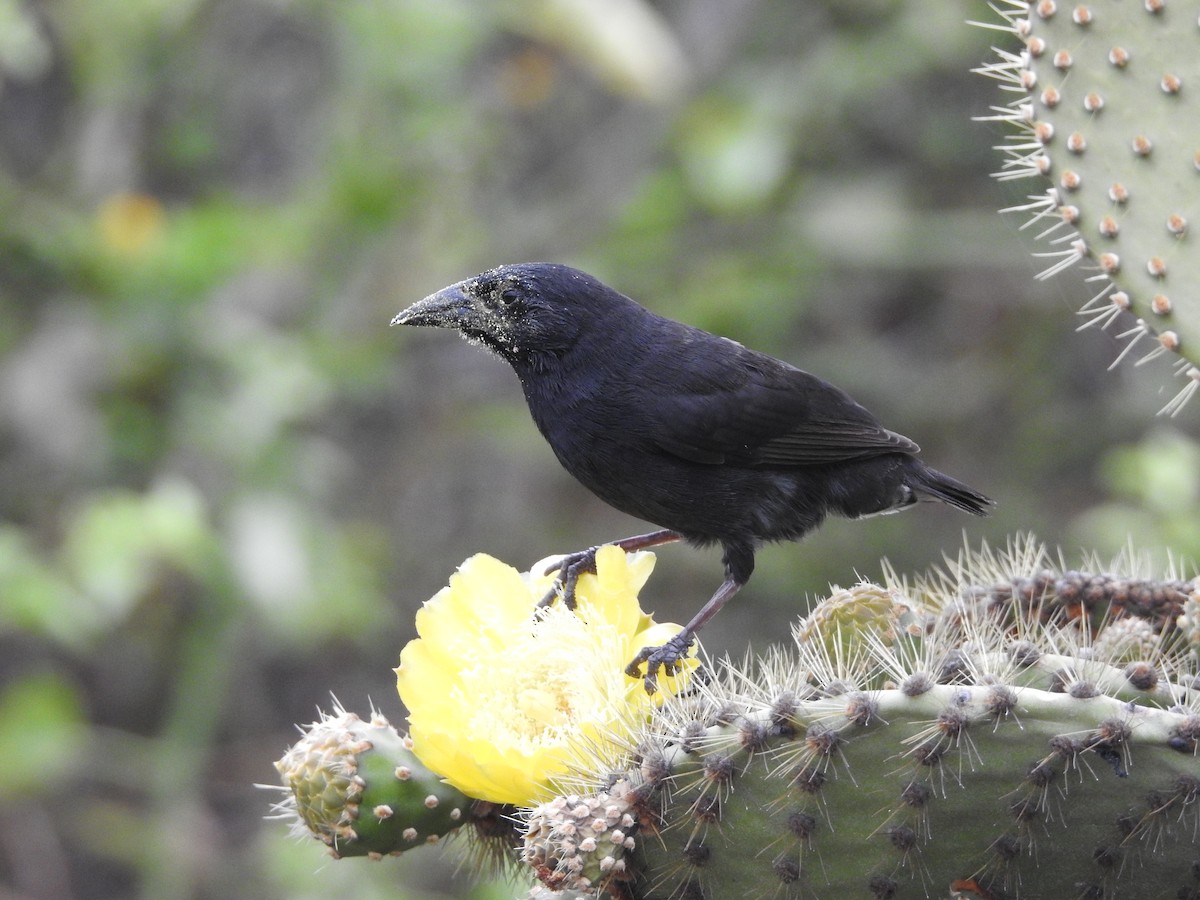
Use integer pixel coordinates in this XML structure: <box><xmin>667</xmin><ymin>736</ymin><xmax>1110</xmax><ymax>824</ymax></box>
<box><xmin>391</xmin><ymin>281</ymin><xmax>475</xmax><ymax>328</ymax></box>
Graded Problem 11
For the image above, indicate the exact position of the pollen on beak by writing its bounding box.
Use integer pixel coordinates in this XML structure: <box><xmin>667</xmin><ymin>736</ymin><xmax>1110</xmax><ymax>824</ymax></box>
<box><xmin>391</xmin><ymin>283</ymin><xmax>474</xmax><ymax>328</ymax></box>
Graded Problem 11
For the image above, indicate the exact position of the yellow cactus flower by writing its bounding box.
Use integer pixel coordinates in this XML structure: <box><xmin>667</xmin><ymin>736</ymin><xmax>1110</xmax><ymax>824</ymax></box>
<box><xmin>395</xmin><ymin>546</ymin><xmax>697</xmax><ymax>806</ymax></box>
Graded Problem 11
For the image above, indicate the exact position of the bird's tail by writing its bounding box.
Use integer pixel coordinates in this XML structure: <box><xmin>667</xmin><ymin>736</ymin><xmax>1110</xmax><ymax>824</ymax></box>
<box><xmin>912</xmin><ymin>465</ymin><xmax>993</xmax><ymax>516</ymax></box>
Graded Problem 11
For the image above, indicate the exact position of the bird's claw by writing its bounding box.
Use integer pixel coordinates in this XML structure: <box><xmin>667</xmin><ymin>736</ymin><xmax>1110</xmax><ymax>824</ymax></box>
<box><xmin>537</xmin><ymin>546</ymin><xmax>601</xmax><ymax>609</ymax></box>
<box><xmin>625</xmin><ymin>632</ymin><xmax>694</xmax><ymax>694</ymax></box>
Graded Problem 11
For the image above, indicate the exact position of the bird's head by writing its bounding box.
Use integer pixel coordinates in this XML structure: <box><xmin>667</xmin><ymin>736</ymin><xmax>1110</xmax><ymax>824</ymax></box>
<box><xmin>392</xmin><ymin>263</ymin><xmax>622</xmax><ymax>369</ymax></box>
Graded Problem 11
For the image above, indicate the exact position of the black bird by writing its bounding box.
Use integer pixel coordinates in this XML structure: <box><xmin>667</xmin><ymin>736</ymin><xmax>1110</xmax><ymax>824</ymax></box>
<box><xmin>393</xmin><ymin>263</ymin><xmax>992</xmax><ymax>689</ymax></box>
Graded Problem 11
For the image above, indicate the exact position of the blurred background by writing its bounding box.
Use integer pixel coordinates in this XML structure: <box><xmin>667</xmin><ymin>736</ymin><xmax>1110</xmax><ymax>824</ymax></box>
<box><xmin>1</xmin><ymin>0</ymin><xmax>1197</xmax><ymax>897</ymax></box>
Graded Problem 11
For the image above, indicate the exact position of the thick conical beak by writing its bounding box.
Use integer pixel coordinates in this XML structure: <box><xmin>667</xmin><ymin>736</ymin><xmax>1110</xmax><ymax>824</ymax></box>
<box><xmin>391</xmin><ymin>281</ymin><xmax>475</xmax><ymax>328</ymax></box>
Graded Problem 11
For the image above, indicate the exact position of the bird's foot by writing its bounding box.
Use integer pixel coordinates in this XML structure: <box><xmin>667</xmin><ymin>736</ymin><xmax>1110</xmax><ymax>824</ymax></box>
<box><xmin>625</xmin><ymin>631</ymin><xmax>694</xmax><ymax>694</ymax></box>
<box><xmin>538</xmin><ymin>531</ymin><xmax>682</xmax><ymax>610</ymax></box>
<box><xmin>537</xmin><ymin>546</ymin><xmax>601</xmax><ymax>610</ymax></box>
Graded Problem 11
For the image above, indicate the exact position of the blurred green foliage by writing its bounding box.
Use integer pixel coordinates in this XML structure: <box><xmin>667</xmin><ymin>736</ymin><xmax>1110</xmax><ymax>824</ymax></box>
<box><xmin>0</xmin><ymin>0</ymin><xmax>1195</xmax><ymax>897</ymax></box>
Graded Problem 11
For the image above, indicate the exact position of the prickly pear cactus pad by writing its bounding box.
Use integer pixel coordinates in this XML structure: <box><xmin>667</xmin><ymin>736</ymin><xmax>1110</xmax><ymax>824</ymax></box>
<box><xmin>269</xmin><ymin>705</ymin><xmax>516</xmax><ymax>860</ymax></box>
<box><xmin>523</xmin><ymin>542</ymin><xmax>1200</xmax><ymax>899</ymax></box>
<box><xmin>975</xmin><ymin>0</ymin><xmax>1200</xmax><ymax>413</ymax></box>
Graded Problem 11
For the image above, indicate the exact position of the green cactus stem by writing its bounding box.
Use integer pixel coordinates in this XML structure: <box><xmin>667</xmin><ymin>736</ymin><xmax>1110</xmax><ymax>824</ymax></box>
<box><xmin>524</xmin><ymin>543</ymin><xmax>1200</xmax><ymax>899</ymax></box>
<box><xmin>270</xmin><ymin>542</ymin><xmax>1199</xmax><ymax>898</ymax></box>
<box><xmin>526</xmin><ymin>683</ymin><xmax>1199</xmax><ymax>898</ymax></box>
<box><xmin>974</xmin><ymin>0</ymin><xmax>1200</xmax><ymax>414</ymax></box>
<box><xmin>270</xmin><ymin>704</ymin><xmax>517</xmax><ymax>860</ymax></box>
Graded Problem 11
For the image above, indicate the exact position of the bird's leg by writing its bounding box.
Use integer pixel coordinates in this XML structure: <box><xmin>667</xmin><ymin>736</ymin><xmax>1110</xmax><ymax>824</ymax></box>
<box><xmin>625</xmin><ymin>576</ymin><xmax>744</xmax><ymax>693</ymax></box>
<box><xmin>538</xmin><ymin>529</ymin><xmax>681</xmax><ymax>610</ymax></box>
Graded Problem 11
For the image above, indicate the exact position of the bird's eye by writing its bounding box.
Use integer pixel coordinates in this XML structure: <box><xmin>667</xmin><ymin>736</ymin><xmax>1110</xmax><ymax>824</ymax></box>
<box><xmin>499</xmin><ymin>288</ymin><xmax>521</xmax><ymax>306</ymax></box>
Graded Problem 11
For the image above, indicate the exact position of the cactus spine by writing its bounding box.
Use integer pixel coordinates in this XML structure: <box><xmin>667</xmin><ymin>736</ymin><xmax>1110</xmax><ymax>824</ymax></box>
<box><xmin>975</xmin><ymin>0</ymin><xmax>1200</xmax><ymax>413</ymax></box>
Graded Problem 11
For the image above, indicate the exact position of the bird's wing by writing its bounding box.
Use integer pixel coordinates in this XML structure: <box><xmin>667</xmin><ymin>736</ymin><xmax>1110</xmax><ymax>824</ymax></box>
<box><xmin>642</xmin><ymin>337</ymin><xmax>919</xmax><ymax>467</ymax></box>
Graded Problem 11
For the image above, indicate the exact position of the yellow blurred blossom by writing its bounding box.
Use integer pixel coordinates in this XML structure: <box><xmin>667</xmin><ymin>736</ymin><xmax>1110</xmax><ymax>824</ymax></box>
<box><xmin>97</xmin><ymin>192</ymin><xmax>165</xmax><ymax>258</ymax></box>
<box><xmin>395</xmin><ymin>546</ymin><xmax>697</xmax><ymax>806</ymax></box>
